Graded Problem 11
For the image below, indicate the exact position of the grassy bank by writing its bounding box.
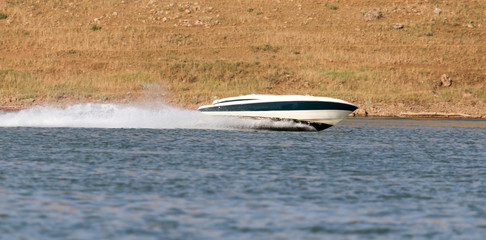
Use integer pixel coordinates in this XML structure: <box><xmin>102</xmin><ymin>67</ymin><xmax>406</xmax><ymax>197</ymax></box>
<box><xmin>1</xmin><ymin>0</ymin><xmax>485</xmax><ymax>117</ymax></box>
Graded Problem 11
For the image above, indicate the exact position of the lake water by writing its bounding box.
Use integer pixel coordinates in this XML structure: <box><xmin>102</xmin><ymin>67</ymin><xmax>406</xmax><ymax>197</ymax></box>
<box><xmin>1</xmin><ymin>103</ymin><xmax>486</xmax><ymax>239</ymax></box>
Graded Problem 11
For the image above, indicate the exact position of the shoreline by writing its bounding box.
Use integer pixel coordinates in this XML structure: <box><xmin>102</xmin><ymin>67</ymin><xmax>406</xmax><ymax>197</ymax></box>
<box><xmin>350</xmin><ymin>113</ymin><xmax>486</xmax><ymax>119</ymax></box>
<box><xmin>2</xmin><ymin>100</ymin><xmax>485</xmax><ymax>119</ymax></box>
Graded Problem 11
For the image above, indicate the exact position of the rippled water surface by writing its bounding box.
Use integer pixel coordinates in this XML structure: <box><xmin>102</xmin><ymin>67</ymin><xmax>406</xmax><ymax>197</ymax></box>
<box><xmin>1</xmin><ymin>104</ymin><xmax>486</xmax><ymax>239</ymax></box>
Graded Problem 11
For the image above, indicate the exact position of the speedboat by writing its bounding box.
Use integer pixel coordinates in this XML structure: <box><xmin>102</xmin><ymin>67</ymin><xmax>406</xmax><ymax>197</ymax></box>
<box><xmin>197</xmin><ymin>94</ymin><xmax>358</xmax><ymax>131</ymax></box>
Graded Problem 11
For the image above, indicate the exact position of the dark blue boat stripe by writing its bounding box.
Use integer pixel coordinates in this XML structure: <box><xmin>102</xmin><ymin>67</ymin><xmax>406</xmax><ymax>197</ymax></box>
<box><xmin>198</xmin><ymin>101</ymin><xmax>357</xmax><ymax>112</ymax></box>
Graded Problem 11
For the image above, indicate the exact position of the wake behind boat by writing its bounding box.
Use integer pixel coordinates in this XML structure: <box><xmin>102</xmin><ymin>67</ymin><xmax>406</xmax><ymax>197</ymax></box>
<box><xmin>197</xmin><ymin>94</ymin><xmax>358</xmax><ymax>131</ymax></box>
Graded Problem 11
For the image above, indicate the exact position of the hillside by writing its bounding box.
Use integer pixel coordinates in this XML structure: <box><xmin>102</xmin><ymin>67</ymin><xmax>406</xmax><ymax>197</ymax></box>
<box><xmin>1</xmin><ymin>0</ymin><xmax>485</xmax><ymax>117</ymax></box>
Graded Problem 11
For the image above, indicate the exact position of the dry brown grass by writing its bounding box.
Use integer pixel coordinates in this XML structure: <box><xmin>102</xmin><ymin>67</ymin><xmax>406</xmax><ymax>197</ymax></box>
<box><xmin>1</xmin><ymin>0</ymin><xmax>485</xmax><ymax>116</ymax></box>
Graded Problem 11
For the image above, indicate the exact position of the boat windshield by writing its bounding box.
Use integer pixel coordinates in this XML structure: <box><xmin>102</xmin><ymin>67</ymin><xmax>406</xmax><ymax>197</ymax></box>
<box><xmin>213</xmin><ymin>98</ymin><xmax>257</xmax><ymax>105</ymax></box>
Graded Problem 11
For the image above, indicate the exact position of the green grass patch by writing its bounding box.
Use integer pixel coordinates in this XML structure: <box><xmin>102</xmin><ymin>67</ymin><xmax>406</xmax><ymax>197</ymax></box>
<box><xmin>358</xmin><ymin>65</ymin><xmax>373</xmax><ymax>71</ymax></box>
<box><xmin>436</xmin><ymin>87</ymin><xmax>461</xmax><ymax>101</ymax></box>
<box><xmin>71</xmin><ymin>72</ymin><xmax>155</xmax><ymax>93</ymax></box>
<box><xmin>1</xmin><ymin>71</ymin><xmax>156</xmax><ymax>101</ymax></box>
<box><xmin>321</xmin><ymin>69</ymin><xmax>357</xmax><ymax>80</ymax></box>
<box><xmin>250</xmin><ymin>44</ymin><xmax>280</xmax><ymax>53</ymax></box>
<box><xmin>324</xmin><ymin>3</ymin><xmax>338</xmax><ymax>10</ymax></box>
<box><xmin>91</xmin><ymin>24</ymin><xmax>102</xmax><ymax>31</ymax></box>
<box><xmin>0</xmin><ymin>69</ymin><xmax>41</xmax><ymax>98</ymax></box>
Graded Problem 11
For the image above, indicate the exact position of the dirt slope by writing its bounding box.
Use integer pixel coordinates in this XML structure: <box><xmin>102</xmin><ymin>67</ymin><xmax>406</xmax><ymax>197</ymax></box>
<box><xmin>1</xmin><ymin>0</ymin><xmax>485</xmax><ymax>117</ymax></box>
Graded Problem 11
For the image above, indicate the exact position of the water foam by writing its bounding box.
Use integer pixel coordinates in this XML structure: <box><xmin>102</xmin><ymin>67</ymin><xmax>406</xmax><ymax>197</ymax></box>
<box><xmin>0</xmin><ymin>103</ymin><xmax>314</xmax><ymax>131</ymax></box>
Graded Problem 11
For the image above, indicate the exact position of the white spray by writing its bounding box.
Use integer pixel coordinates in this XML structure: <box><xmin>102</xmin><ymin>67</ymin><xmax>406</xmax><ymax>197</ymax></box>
<box><xmin>0</xmin><ymin>103</ymin><xmax>314</xmax><ymax>131</ymax></box>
